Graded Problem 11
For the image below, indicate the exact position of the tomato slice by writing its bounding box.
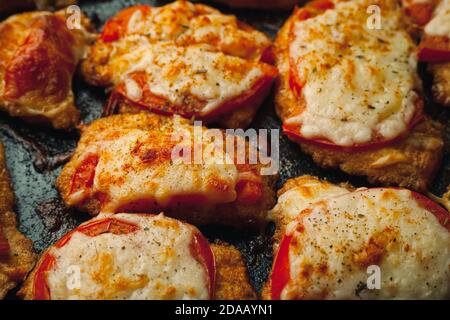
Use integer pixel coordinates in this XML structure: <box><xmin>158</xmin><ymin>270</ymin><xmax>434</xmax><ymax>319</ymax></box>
<box><xmin>69</xmin><ymin>155</ymin><xmax>99</xmax><ymax>196</ymax></box>
<box><xmin>418</xmin><ymin>36</ymin><xmax>450</xmax><ymax>62</ymax></box>
<box><xmin>190</xmin><ymin>232</ymin><xmax>216</xmax><ymax>299</ymax></box>
<box><xmin>282</xmin><ymin>102</ymin><xmax>424</xmax><ymax>152</ymax></box>
<box><xmin>285</xmin><ymin>0</ymin><xmax>334</xmax><ymax>64</ymax></box>
<box><xmin>404</xmin><ymin>2</ymin><xmax>435</xmax><ymax>26</ymax></box>
<box><xmin>69</xmin><ymin>159</ymin><xmax>264</xmax><ymax>212</ymax></box>
<box><xmin>288</xmin><ymin>63</ymin><xmax>303</xmax><ymax>98</ymax></box>
<box><xmin>101</xmin><ymin>5</ymin><xmax>152</xmax><ymax>42</ymax></box>
<box><xmin>286</xmin><ymin>0</ymin><xmax>425</xmax><ymax>152</ymax></box>
<box><xmin>0</xmin><ymin>224</ymin><xmax>10</xmax><ymax>257</ymax></box>
<box><xmin>32</xmin><ymin>216</ymin><xmax>141</xmax><ymax>300</ymax></box>
<box><xmin>106</xmin><ymin>64</ymin><xmax>277</xmax><ymax>122</ymax></box>
<box><xmin>271</xmin><ymin>234</ymin><xmax>292</xmax><ymax>300</ymax></box>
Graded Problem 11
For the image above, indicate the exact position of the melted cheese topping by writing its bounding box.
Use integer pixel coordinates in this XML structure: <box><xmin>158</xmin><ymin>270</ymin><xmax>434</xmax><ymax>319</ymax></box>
<box><xmin>287</xmin><ymin>0</ymin><xmax>418</xmax><ymax>146</ymax></box>
<box><xmin>67</xmin><ymin>116</ymin><xmax>238</xmax><ymax>212</ymax></box>
<box><xmin>281</xmin><ymin>188</ymin><xmax>450</xmax><ymax>299</ymax></box>
<box><xmin>101</xmin><ymin>1</ymin><xmax>271</xmax><ymax>115</ymax></box>
<box><xmin>403</xmin><ymin>0</ymin><xmax>432</xmax><ymax>5</ymax></box>
<box><xmin>125</xmin><ymin>1</ymin><xmax>213</xmax><ymax>41</ymax></box>
<box><xmin>120</xmin><ymin>42</ymin><xmax>263</xmax><ymax>114</ymax></box>
<box><xmin>46</xmin><ymin>214</ymin><xmax>210</xmax><ymax>300</ymax></box>
<box><xmin>425</xmin><ymin>0</ymin><xmax>450</xmax><ymax>37</ymax></box>
<box><xmin>269</xmin><ymin>176</ymin><xmax>350</xmax><ymax>226</ymax></box>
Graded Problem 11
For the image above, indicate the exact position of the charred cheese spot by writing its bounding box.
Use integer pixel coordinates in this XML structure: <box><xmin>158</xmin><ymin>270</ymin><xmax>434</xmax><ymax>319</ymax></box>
<box><xmin>45</xmin><ymin>214</ymin><xmax>211</xmax><ymax>300</ymax></box>
<box><xmin>286</xmin><ymin>0</ymin><xmax>420</xmax><ymax>146</ymax></box>
<box><xmin>280</xmin><ymin>188</ymin><xmax>450</xmax><ymax>299</ymax></box>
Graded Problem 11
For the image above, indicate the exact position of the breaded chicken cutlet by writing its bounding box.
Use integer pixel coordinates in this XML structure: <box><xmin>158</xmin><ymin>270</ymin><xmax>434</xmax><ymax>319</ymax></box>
<box><xmin>274</xmin><ymin>0</ymin><xmax>444</xmax><ymax>191</ymax></box>
<box><xmin>0</xmin><ymin>143</ymin><xmax>36</xmax><ymax>299</ymax></box>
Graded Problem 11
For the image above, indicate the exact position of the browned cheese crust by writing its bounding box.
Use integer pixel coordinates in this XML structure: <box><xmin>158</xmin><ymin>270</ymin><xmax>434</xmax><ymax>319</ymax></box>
<box><xmin>0</xmin><ymin>143</ymin><xmax>36</xmax><ymax>299</ymax></box>
<box><xmin>274</xmin><ymin>13</ymin><xmax>444</xmax><ymax>191</ymax></box>
<box><xmin>0</xmin><ymin>1</ymin><xmax>77</xmax><ymax>14</ymax></box>
<box><xmin>56</xmin><ymin>113</ymin><xmax>278</xmax><ymax>228</ymax></box>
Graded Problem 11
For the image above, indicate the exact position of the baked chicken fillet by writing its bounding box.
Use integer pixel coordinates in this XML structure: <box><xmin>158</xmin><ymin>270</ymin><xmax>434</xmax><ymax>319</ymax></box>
<box><xmin>81</xmin><ymin>0</ymin><xmax>277</xmax><ymax>129</ymax></box>
<box><xmin>274</xmin><ymin>0</ymin><xmax>444</xmax><ymax>191</ymax></box>
<box><xmin>56</xmin><ymin>113</ymin><xmax>277</xmax><ymax>228</ymax></box>
<box><xmin>0</xmin><ymin>9</ymin><xmax>93</xmax><ymax>129</ymax></box>
<box><xmin>0</xmin><ymin>1</ymin><xmax>77</xmax><ymax>15</ymax></box>
<box><xmin>210</xmin><ymin>0</ymin><xmax>300</xmax><ymax>10</ymax></box>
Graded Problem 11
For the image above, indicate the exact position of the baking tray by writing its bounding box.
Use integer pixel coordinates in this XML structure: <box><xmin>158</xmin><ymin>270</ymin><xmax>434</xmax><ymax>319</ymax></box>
<box><xmin>1</xmin><ymin>0</ymin><xmax>449</xmax><ymax>298</ymax></box>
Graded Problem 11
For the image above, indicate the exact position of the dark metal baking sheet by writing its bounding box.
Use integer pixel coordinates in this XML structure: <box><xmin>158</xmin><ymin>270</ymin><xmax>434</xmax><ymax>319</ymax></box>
<box><xmin>1</xmin><ymin>0</ymin><xmax>449</xmax><ymax>298</ymax></box>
